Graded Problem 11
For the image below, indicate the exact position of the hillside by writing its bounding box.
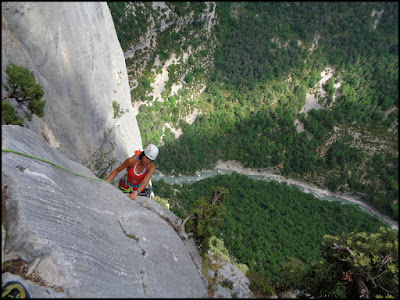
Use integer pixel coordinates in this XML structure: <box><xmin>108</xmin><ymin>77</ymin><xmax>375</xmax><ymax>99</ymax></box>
<box><xmin>108</xmin><ymin>2</ymin><xmax>398</xmax><ymax>221</ymax></box>
<box><xmin>153</xmin><ymin>173</ymin><xmax>389</xmax><ymax>281</ymax></box>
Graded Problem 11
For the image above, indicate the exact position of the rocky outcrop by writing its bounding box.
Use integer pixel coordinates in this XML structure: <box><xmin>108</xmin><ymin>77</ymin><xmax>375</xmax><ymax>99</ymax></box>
<box><xmin>206</xmin><ymin>251</ymin><xmax>252</xmax><ymax>298</ymax></box>
<box><xmin>2</xmin><ymin>125</ymin><xmax>208</xmax><ymax>298</ymax></box>
<box><xmin>212</xmin><ymin>261</ymin><xmax>251</xmax><ymax>298</ymax></box>
<box><xmin>1</xmin><ymin>2</ymin><xmax>142</xmax><ymax>167</ymax></box>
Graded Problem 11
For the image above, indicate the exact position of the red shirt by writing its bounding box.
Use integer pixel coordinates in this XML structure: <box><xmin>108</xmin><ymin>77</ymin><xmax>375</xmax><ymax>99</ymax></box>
<box><xmin>126</xmin><ymin>155</ymin><xmax>149</xmax><ymax>188</ymax></box>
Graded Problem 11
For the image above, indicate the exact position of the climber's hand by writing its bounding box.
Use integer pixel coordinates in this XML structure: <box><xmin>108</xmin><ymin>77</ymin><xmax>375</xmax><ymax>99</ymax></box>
<box><xmin>129</xmin><ymin>190</ymin><xmax>139</xmax><ymax>201</ymax></box>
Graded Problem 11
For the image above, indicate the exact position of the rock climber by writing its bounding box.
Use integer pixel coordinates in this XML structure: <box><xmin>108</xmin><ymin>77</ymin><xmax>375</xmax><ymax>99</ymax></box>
<box><xmin>106</xmin><ymin>144</ymin><xmax>159</xmax><ymax>200</ymax></box>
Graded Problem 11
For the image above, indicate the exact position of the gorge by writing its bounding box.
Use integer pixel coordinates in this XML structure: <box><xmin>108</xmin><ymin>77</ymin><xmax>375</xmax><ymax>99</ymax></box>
<box><xmin>2</xmin><ymin>2</ymin><xmax>398</xmax><ymax>298</ymax></box>
<box><xmin>152</xmin><ymin>163</ymin><xmax>398</xmax><ymax>230</ymax></box>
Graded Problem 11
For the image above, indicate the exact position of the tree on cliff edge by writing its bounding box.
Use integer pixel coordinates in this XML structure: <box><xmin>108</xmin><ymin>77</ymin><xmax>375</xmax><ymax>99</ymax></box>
<box><xmin>277</xmin><ymin>226</ymin><xmax>398</xmax><ymax>298</ymax></box>
<box><xmin>184</xmin><ymin>187</ymin><xmax>228</xmax><ymax>253</ymax></box>
<box><xmin>3</xmin><ymin>62</ymin><xmax>46</xmax><ymax>119</ymax></box>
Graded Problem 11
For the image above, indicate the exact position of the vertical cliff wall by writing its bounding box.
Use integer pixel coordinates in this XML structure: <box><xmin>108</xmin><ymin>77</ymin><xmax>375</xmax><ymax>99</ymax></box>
<box><xmin>1</xmin><ymin>2</ymin><xmax>142</xmax><ymax>167</ymax></box>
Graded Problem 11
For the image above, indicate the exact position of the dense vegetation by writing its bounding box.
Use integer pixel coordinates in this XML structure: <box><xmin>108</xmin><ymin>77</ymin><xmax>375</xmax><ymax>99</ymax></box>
<box><xmin>108</xmin><ymin>2</ymin><xmax>398</xmax><ymax>221</ymax></box>
<box><xmin>108</xmin><ymin>2</ymin><xmax>208</xmax><ymax>52</ymax></box>
<box><xmin>278</xmin><ymin>227</ymin><xmax>398</xmax><ymax>298</ymax></box>
<box><xmin>107</xmin><ymin>2</ymin><xmax>152</xmax><ymax>51</ymax></box>
<box><xmin>153</xmin><ymin>173</ymin><xmax>389</xmax><ymax>280</ymax></box>
<box><xmin>152</xmin><ymin>2</ymin><xmax>398</xmax><ymax>221</ymax></box>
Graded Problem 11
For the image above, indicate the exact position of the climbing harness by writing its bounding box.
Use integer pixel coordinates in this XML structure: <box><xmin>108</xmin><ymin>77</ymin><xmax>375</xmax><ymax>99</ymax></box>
<box><xmin>118</xmin><ymin>150</ymin><xmax>152</xmax><ymax>197</ymax></box>
<box><xmin>118</xmin><ymin>184</ymin><xmax>152</xmax><ymax>197</ymax></box>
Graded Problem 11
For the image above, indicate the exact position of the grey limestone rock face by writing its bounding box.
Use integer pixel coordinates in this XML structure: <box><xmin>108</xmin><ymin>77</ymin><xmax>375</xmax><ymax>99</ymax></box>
<box><xmin>207</xmin><ymin>251</ymin><xmax>252</xmax><ymax>298</ymax></box>
<box><xmin>215</xmin><ymin>261</ymin><xmax>251</xmax><ymax>298</ymax></box>
<box><xmin>213</xmin><ymin>284</ymin><xmax>233</xmax><ymax>298</ymax></box>
<box><xmin>1</xmin><ymin>125</ymin><xmax>207</xmax><ymax>298</ymax></box>
<box><xmin>1</xmin><ymin>2</ymin><xmax>142</xmax><ymax>166</ymax></box>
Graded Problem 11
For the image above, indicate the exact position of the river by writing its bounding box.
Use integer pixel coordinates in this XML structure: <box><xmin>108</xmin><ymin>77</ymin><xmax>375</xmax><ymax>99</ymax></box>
<box><xmin>152</xmin><ymin>160</ymin><xmax>398</xmax><ymax>230</ymax></box>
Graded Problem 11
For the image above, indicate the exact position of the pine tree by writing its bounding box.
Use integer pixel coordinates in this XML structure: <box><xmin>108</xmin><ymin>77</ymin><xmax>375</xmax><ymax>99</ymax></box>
<box><xmin>185</xmin><ymin>186</ymin><xmax>228</xmax><ymax>252</ymax></box>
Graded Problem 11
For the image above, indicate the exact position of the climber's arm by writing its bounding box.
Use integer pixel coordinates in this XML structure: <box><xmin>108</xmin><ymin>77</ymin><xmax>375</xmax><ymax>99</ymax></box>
<box><xmin>106</xmin><ymin>157</ymin><xmax>135</xmax><ymax>183</ymax></box>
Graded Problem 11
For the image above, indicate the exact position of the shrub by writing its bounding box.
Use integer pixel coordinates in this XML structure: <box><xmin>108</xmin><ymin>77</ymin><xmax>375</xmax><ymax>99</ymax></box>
<box><xmin>142</xmin><ymin>78</ymin><xmax>151</xmax><ymax>89</ymax></box>
<box><xmin>2</xmin><ymin>101</ymin><xmax>24</xmax><ymax>126</ymax></box>
<box><xmin>3</xmin><ymin>62</ymin><xmax>46</xmax><ymax>118</ymax></box>
<box><xmin>152</xmin><ymin>195</ymin><xmax>170</xmax><ymax>210</ymax></box>
<box><xmin>31</xmin><ymin>97</ymin><xmax>46</xmax><ymax>118</ymax></box>
<box><xmin>208</xmin><ymin>236</ymin><xmax>249</xmax><ymax>275</ymax></box>
<box><xmin>188</xmin><ymin>55</ymin><xmax>195</xmax><ymax>65</ymax></box>
<box><xmin>185</xmin><ymin>73</ymin><xmax>193</xmax><ymax>84</ymax></box>
<box><xmin>112</xmin><ymin>100</ymin><xmax>124</xmax><ymax>119</ymax></box>
<box><xmin>186</xmin><ymin>187</ymin><xmax>228</xmax><ymax>253</ymax></box>
<box><xmin>247</xmin><ymin>268</ymin><xmax>275</xmax><ymax>297</ymax></box>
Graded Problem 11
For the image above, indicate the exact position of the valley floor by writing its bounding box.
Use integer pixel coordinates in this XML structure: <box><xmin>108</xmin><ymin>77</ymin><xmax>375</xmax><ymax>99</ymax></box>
<box><xmin>209</xmin><ymin>160</ymin><xmax>398</xmax><ymax>229</ymax></box>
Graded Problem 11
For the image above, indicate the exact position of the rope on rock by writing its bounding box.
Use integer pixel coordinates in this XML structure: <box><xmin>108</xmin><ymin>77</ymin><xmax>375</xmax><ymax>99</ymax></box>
<box><xmin>2</xmin><ymin>148</ymin><xmax>107</xmax><ymax>181</ymax></box>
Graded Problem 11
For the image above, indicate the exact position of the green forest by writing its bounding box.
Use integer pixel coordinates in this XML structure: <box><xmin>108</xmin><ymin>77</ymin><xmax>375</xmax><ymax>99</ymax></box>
<box><xmin>108</xmin><ymin>2</ymin><xmax>398</xmax><ymax>221</ymax></box>
<box><xmin>153</xmin><ymin>173</ymin><xmax>388</xmax><ymax>280</ymax></box>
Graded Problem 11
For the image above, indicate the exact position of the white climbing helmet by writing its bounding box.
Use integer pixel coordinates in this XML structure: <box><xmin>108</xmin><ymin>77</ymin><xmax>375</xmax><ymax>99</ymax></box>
<box><xmin>143</xmin><ymin>144</ymin><xmax>159</xmax><ymax>161</ymax></box>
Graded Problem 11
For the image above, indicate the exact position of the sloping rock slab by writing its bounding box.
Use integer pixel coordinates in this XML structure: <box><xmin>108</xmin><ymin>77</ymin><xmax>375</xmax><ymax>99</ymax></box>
<box><xmin>1</xmin><ymin>125</ymin><xmax>207</xmax><ymax>298</ymax></box>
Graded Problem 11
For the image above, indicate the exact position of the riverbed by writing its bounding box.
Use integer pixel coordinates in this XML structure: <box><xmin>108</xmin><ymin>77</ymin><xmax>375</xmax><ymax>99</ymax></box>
<box><xmin>152</xmin><ymin>160</ymin><xmax>398</xmax><ymax>230</ymax></box>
